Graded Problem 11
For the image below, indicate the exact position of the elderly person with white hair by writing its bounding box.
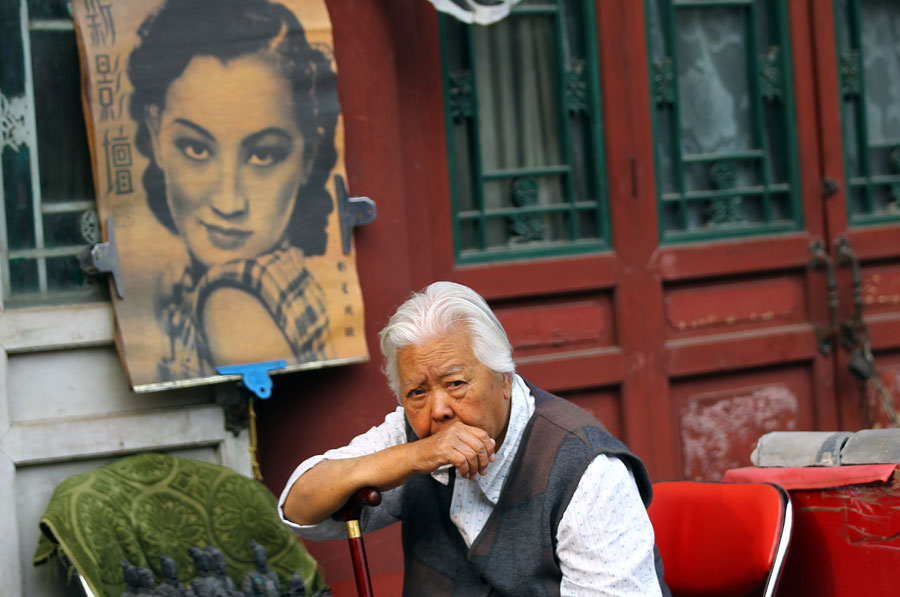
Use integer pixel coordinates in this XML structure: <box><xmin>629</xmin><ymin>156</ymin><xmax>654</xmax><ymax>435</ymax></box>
<box><xmin>280</xmin><ymin>282</ymin><xmax>668</xmax><ymax>596</ymax></box>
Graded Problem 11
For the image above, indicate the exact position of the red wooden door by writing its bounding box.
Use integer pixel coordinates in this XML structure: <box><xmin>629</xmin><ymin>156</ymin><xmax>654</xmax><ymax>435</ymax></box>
<box><xmin>261</xmin><ymin>0</ymin><xmax>900</xmax><ymax>593</ymax></box>
<box><xmin>812</xmin><ymin>0</ymin><xmax>900</xmax><ymax>434</ymax></box>
<box><xmin>623</xmin><ymin>0</ymin><xmax>841</xmax><ymax>480</ymax></box>
<box><xmin>393</xmin><ymin>0</ymin><xmax>900</xmax><ymax>483</ymax></box>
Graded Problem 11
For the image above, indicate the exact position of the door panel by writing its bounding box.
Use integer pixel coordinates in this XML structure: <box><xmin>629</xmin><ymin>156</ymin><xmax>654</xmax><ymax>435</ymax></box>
<box><xmin>814</xmin><ymin>0</ymin><xmax>900</xmax><ymax>431</ymax></box>
<box><xmin>396</xmin><ymin>0</ymin><xmax>897</xmax><ymax>483</ymax></box>
<box><xmin>671</xmin><ymin>365</ymin><xmax>816</xmax><ymax>480</ymax></box>
<box><xmin>638</xmin><ymin>0</ymin><xmax>837</xmax><ymax>479</ymax></box>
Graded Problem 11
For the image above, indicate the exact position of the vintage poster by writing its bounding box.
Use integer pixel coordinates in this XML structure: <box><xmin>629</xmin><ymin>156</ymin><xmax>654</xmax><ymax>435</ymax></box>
<box><xmin>72</xmin><ymin>0</ymin><xmax>369</xmax><ymax>391</ymax></box>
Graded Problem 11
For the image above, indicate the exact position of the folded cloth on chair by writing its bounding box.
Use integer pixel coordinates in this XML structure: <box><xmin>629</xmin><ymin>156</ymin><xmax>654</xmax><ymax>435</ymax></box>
<box><xmin>33</xmin><ymin>452</ymin><xmax>325</xmax><ymax>597</ymax></box>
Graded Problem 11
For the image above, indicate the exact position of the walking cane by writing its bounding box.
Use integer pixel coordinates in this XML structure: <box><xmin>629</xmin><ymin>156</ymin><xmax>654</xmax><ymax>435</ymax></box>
<box><xmin>337</xmin><ymin>487</ymin><xmax>382</xmax><ymax>597</ymax></box>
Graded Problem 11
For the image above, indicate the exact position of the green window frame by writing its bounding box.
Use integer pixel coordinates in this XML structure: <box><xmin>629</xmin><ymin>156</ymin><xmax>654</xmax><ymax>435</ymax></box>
<box><xmin>438</xmin><ymin>0</ymin><xmax>611</xmax><ymax>265</ymax></box>
<box><xmin>1</xmin><ymin>0</ymin><xmax>104</xmax><ymax>306</ymax></box>
<box><xmin>834</xmin><ymin>0</ymin><xmax>900</xmax><ymax>226</ymax></box>
<box><xmin>646</xmin><ymin>0</ymin><xmax>803</xmax><ymax>244</ymax></box>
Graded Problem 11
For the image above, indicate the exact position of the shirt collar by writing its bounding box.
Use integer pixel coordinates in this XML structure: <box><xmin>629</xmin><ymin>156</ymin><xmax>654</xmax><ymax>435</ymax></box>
<box><xmin>477</xmin><ymin>374</ymin><xmax>534</xmax><ymax>503</ymax></box>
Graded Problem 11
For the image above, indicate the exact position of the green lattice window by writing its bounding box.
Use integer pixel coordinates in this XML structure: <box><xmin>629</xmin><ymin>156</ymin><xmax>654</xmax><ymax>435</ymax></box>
<box><xmin>1</xmin><ymin>0</ymin><xmax>104</xmax><ymax>306</ymax></box>
<box><xmin>835</xmin><ymin>0</ymin><xmax>900</xmax><ymax>225</ymax></box>
<box><xmin>647</xmin><ymin>0</ymin><xmax>802</xmax><ymax>243</ymax></box>
<box><xmin>439</xmin><ymin>0</ymin><xmax>610</xmax><ymax>264</ymax></box>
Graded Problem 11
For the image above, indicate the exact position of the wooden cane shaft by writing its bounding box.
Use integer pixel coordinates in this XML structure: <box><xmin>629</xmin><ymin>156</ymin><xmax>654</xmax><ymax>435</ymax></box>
<box><xmin>346</xmin><ymin>521</ymin><xmax>374</xmax><ymax>597</ymax></box>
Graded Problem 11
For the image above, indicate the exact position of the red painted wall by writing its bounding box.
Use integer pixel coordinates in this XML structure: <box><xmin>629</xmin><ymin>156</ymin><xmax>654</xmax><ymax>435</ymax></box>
<box><xmin>253</xmin><ymin>2</ymin><xmax>900</xmax><ymax>595</ymax></box>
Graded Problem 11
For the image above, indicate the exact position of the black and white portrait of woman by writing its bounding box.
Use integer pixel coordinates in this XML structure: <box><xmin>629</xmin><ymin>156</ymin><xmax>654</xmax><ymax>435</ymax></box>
<box><xmin>74</xmin><ymin>0</ymin><xmax>368</xmax><ymax>388</ymax></box>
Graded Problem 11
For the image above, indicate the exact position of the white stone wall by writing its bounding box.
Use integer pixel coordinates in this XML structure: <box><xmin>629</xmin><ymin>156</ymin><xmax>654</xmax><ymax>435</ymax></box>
<box><xmin>0</xmin><ymin>303</ymin><xmax>251</xmax><ymax>597</ymax></box>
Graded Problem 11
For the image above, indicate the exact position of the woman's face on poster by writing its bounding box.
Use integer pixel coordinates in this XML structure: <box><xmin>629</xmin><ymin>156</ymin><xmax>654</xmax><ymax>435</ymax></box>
<box><xmin>147</xmin><ymin>54</ymin><xmax>307</xmax><ymax>267</ymax></box>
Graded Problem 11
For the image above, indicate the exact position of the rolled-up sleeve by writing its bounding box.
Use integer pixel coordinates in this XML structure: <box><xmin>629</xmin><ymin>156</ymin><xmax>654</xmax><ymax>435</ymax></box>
<box><xmin>556</xmin><ymin>454</ymin><xmax>662</xmax><ymax>597</ymax></box>
<box><xmin>278</xmin><ymin>407</ymin><xmax>409</xmax><ymax>540</ymax></box>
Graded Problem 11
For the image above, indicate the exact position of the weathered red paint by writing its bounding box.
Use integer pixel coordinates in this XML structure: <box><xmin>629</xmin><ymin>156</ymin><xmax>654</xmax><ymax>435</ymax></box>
<box><xmin>680</xmin><ymin>384</ymin><xmax>800</xmax><ymax>481</ymax></box>
<box><xmin>649</xmin><ymin>234</ymin><xmax>811</xmax><ymax>281</ymax></box>
<box><xmin>253</xmin><ymin>0</ymin><xmax>900</xmax><ymax>594</ymax></box>
<box><xmin>664</xmin><ymin>276</ymin><xmax>805</xmax><ymax>338</ymax></box>
<box><xmin>775</xmin><ymin>471</ymin><xmax>900</xmax><ymax>597</ymax></box>
<box><xmin>495</xmin><ymin>294</ymin><xmax>616</xmax><ymax>355</ymax></box>
<box><xmin>862</xmin><ymin>267</ymin><xmax>900</xmax><ymax>312</ymax></box>
<box><xmin>671</xmin><ymin>367</ymin><xmax>814</xmax><ymax>481</ymax></box>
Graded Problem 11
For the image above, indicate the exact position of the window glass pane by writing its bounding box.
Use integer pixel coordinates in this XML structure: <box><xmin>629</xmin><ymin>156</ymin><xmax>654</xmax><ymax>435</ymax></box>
<box><xmin>1</xmin><ymin>1</ymin><xmax>27</xmax><ymax>95</ymax></box>
<box><xmin>676</xmin><ymin>8</ymin><xmax>753</xmax><ymax>157</ymax></box>
<box><xmin>561</xmin><ymin>0</ymin><xmax>586</xmax><ymax>59</ymax></box>
<box><xmin>473</xmin><ymin>16</ymin><xmax>561</xmax><ymax>171</ymax></box>
<box><xmin>440</xmin><ymin>1</ymin><xmax>610</xmax><ymax>264</ymax></box>
<box><xmin>649</xmin><ymin>0</ymin><xmax>801</xmax><ymax>242</ymax></box>
<box><xmin>764</xmin><ymin>101</ymin><xmax>789</xmax><ymax>183</ymax></box>
<box><xmin>28</xmin><ymin>0</ymin><xmax>72</xmax><ymax>20</ymax></box>
<box><xmin>482</xmin><ymin>176</ymin><xmax>567</xmax><ymax>211</ymax></box>
<box><xmin>9</xmin><ymin>258</ymin><xmax>38</xmax><ymax>294</ymax></box>
<box><xmin>838</xmin><ymin>0</ymin><xmax>900</xmax><ymax>223</ymax></box>
<box><xmin>576</xmin><ymin>209</ymin><xmax>599</xmax><ymax>240</ymax></box>
<box><xmin>860</xmin><ymin>1</ymin><xmax>900</xmax><ymax>143</ymax></box>
<box><xmin>459</xmin><ymin>219</ymin><xmax>479</xmax><ymax>253</ymax></box>
<box><xmin>481</xmin><ymin>212</ymin><xmax>569</xmax><ymax>251</ymax></box>
<box><xmin>769</xmin><ymin>192</ymin><xmax>792</xmax><ymax>222</ymax></box>
<box><xmin>31</xmin><ymin>30</ymin><xmax>95</xmax><ymax>203</ymax></box>
<box><xmin>453</xmin><ymin>125</ymin><xmax>476</xmax><ymax>212</ymax></box>
<box><xmin>4</xmin><ymin>147</ymin><xmax>38</xmax><ymax>252</ymax></box>
<box><xmin>0</xmin><ymin>3</ymin><xmax>105</xmax><ymax>304</ymax></box>
<box><xmin>46</xmin><ymin>254</ymin><xmax>94</xmax><ymax>292</ymax></box>
<box><xmin>43</xmin><ymin>210</ymin><xmax>96</xmax><ymax>247</ymax></box>
<box><xmin>569</xmin><ymin>112</ymin><xmax>596</xmax><ymax>202</ymax></box>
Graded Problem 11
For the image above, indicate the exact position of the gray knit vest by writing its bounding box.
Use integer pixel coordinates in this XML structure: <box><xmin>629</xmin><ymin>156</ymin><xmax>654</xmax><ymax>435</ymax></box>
<box><xmin>400</xmin><ymin>380</ymin><xmax>668</xmax><ymax>597</ymax></box>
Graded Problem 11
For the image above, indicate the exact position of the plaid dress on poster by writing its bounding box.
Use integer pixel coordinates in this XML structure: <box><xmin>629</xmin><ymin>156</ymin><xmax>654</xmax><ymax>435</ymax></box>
<box><xmin>157</xmin><ymin>241</ymin><xmax>332</xmax><ymax>380</ymax></box>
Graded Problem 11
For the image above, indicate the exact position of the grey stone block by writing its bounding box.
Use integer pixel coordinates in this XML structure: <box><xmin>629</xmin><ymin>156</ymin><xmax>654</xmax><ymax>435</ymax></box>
<box><xmin>751</xmin><ymin>431</ymin><xmax>852</xmax><ymax>467</ymax></box>
<box><xmin>840</xmin><ymin>429</ymin><xmax>900</xmax><ymax>465</ymax></box>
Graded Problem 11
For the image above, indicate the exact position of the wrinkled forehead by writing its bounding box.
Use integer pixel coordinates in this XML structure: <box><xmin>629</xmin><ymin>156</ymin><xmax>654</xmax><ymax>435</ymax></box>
<box><xmin>397</xmin><ymin>330</ymin><xmax>478</xmax><ymax>375</ymax></box>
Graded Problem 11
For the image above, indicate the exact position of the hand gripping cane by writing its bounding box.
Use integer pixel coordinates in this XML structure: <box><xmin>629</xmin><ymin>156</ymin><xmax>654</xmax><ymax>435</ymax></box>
<box><xmin>337</xmin><ymin>487</ymin><xmax>382</xmax><ymax>597</ymax></box>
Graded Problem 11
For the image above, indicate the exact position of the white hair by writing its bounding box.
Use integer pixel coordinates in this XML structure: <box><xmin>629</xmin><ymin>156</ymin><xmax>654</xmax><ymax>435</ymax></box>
<box><xmin>379</xmin><ymin>281</ymin><xmax>515</xmax><ymax>401</ymax></box>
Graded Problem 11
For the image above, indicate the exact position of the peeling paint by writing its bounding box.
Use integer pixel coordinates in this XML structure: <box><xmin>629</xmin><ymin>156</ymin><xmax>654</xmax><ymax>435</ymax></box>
<box><xmin>682</xmin><ymin>384</ymin><xmax>799</xmax><ymax>480</ymax></box>
<box><xmin>664</xmin><ymin>278</ymin><xmax>799</xmax><ymax>333</ymax></box>
<box><xmin>862</xmin><ymin>270</ymin><xmax>900</xmax><ymax>310</ymax></box>
<box><xmin>779</xmin><ymin>472</ymin><xmax>900</xmax><ymax>594</ymax></box>
<box><xmin>798</xmin><ymin>476</ymin><xmax>900</xmax><ymax>550</ymax></box>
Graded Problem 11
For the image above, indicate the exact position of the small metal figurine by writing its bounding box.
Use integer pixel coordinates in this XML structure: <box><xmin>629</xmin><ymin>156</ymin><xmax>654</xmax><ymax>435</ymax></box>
<box><xmin>286</xmin><ymin>571</ymin><xmax>305</xmax><ymax>597</ymax></box>
<box><xmin>206</xmin><ymin>545</ymin><xmax>241</xmax><ymax>596</ymax></box>
<box><xmin>120</xmin><ymin>560</ymin><xmax>141</xmax><ymax>597</ymax></box>
<box><xmin>241</xmin><ymin>540</ymin><xmax>281</xmax><ymax>596</ymax></box>
<box><xmin>286</xmin><ymin>570</ymin><xmax>333</xmax><ymax>597</ymax></box>
<box><xmin>116</xmin><ymin>543</ymin><xmax>322</xmax><ymax>597</ymax></box>
<box><xmin>157</xmin><ymin>553</ymin><xmax>184</xmax><ymax>597</ymax></box>
<box><xmin>187</xmin><ymin>546</ymin><xmax>218</xmax><ymax>597</ymax></box>
<box><xmin>135</xmin><ymin>567</ymin><xmax>157</xmax><ymax>595</ymax></box>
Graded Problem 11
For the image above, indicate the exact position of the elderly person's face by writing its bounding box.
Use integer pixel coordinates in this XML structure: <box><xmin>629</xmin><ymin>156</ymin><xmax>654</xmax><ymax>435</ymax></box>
<box><xmin>397</xmin><ymin>325</ymin><xmax>513</xmax><ymax>445</ymax></box>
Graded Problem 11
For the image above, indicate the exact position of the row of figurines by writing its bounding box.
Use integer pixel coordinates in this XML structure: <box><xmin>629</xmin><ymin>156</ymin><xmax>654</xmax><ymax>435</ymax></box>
<box><xmin>117</xmin><ymin>540</ymin><xmax>332</xmax><ymax>597</ymax></box>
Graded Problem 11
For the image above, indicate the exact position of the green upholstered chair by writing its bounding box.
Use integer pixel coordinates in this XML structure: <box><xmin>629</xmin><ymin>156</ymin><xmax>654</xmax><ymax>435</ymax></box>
<box><xmin>33</xmin><ymin>452</ymin><xmax>325</xmax><ymax>597</ymax></box>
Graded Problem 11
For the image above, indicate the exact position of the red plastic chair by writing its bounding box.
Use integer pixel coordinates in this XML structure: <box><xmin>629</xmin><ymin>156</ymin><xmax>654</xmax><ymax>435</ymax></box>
<box><xmin>648</xmin><ymin>481</ymin><xmax>792</xmax><ymax>597</ymax></box>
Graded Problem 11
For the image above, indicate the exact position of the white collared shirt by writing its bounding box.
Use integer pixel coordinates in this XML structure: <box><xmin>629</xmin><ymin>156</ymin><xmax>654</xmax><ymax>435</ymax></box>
<box><xmin>279</xmin><ymin>375</ymin><xmax>661</xmax><ymax>596</ymax></box>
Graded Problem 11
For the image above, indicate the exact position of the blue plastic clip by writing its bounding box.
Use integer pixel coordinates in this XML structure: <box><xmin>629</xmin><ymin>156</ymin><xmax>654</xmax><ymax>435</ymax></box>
<box><xmin>216</xmin><ymin>360</ymin><xmax>287</xmax><ymax>399</ymax></box>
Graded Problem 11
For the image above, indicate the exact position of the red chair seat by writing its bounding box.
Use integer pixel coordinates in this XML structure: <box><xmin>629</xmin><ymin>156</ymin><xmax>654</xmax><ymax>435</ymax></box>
<box><xmin>649</xmin><ymin>481</ymin><xmax>792</xmax><ymax>596</ymax></box>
